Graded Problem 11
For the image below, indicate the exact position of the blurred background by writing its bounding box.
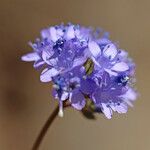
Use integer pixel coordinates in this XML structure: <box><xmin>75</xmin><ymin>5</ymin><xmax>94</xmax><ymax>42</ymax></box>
<box><xmin>0</xmin><ymin>0</ymin><xmax>149</xmax><ymax>150</ymax></box>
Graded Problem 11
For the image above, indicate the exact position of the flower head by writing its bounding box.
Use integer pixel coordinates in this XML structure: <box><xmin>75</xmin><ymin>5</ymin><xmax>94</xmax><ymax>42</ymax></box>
<box><xmin>22</xmin><ymin>23</ymin><xmax>137</xmax><ymax>119</ymax></box>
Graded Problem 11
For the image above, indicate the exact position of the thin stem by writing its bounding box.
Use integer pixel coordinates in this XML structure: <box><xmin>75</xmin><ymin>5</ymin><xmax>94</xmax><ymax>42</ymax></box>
<box><xmin>31</xmin><ymin>103</ymin><xmax>70</xmax><ymax>150</ymax></box>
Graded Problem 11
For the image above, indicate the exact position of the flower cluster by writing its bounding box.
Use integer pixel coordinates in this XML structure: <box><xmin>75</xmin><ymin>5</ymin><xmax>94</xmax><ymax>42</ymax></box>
<box><xmin>22</xmin><ymin>23</ymin><xmax>137</xmax><ymax>119</ymax></box>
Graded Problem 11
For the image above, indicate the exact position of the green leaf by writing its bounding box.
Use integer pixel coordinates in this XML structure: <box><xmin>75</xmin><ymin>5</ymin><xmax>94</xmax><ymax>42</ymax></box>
<box><xmin>81</xmin><ymin>95</ymin><xmax>96</xmax><ymax>120</ymax></box>
<box><xmin>81</xmin><ymin>95</ymin><xmax>103</xmax><ymax>120</ymax></box>
<box><xmin>81</xmin><ymin>108</ymin><xmax>96</xmax><ymax>120</ymax></box>
<box><xmin>83</xmin><ymin>58</ymin><xmax>94</xmax><ymax>75</ymax></box>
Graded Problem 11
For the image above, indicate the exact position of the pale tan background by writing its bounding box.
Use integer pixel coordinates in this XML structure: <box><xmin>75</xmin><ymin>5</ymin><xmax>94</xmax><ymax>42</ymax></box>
<box><xmin>0</xmin><ymin>0</ymin><xmax>149</xmax><ymax>150</ymax></box>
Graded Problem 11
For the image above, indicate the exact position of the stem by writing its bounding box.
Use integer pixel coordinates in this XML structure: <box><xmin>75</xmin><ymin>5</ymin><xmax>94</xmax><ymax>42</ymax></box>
<box><xmin>31</xmin><ymin>103</ymin><xmax>70</xmax><ymax>150</ymax></box>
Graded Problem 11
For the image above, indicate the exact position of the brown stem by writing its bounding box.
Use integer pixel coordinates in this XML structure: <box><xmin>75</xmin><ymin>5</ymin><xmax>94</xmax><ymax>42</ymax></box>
<box><xmin>31</xmin><ymin>103</ymin><xmax>70</xmax><ymax>150</ymax></box>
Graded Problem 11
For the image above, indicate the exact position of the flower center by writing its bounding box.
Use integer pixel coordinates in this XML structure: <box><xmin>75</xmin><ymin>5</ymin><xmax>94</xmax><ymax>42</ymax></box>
<box><xmin>116</xmin><ymin>75</ymin><xmax>129</xmax><ymax>86</ymax></box>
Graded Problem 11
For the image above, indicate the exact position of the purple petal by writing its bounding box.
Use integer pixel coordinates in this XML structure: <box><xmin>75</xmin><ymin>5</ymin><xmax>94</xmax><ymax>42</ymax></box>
<box><xmin>57</xmin><ymin>29</ymin><xmax>64</xmax><ymax>37</ymax></box>
<box><xmin>81</xmin><ymin>79</ymin><xmax>96</xmax><ymax>95</ymax></box>
<box><xmin>119</xmin><ymin>50</ymin><xmax>128</xmax><ymax>58</ymax></box>
<box><xmin>52</xmin><ymin>89</ymin><xmax>58</xmax><ymax>99</ymax></box>
<box><xmin>49</xmin><ymin>27</ymin><xmax>58</xmax><ymax>42</ymax></box>
<box><xmin>61</xmin><ymin>91</ymin><xmax>69</xmax><ymax>101</ymax></box>
<box><xmin>33</xmin><ymin>60</ymin><xmax>45</xmax><ymax>68</ymax></box>
<box><xmin>92</xmin><ymin>88</ymin><xmax>101</xmax><ymax>104</ymax></box>
<box><xmin>48</xmin><ymin>58</ymin><xmax>58</xmax><ymax>66</ymax></box>
<box><xmin>41</xmin><ymin>29</ymin><xmax>50</xmax><ymax>39</ymax></box>
<box><xmin>72</xmin><ymin>57</ymin><xmax>87</xmax><ymax>68</ymax></box>
<box><xmin>70</xmin><ymin>89</ymin><xmax>85</xmax><ymax>110</ymax></box>
<box><xmin>110</xmin><ymin>104</ymin><xmax>116</xmax><ymax>112</ymax></box>
<box><xmin>101</xmin><ymin>103</ymin><xmax>112</xmax><ymax>119</ymax></box>
<box><xmin>91</xmin><ymin>57</ymin><xmax>101</xmax><ymax>67</ymax></box>
<box><xmin>40</xmin><ymin>68</ymin><xmax>59</xmax><ymax>82</ymax></box>
<box><xmin>42</xmin><ymin>50</ymin><xmax>54</xmax><ymax>65</ymax></box>
<box><xmin>123</xmin><ymin>88</ymin><xmax>137</xmax><ymax>101</ymax></box>
<box><xmin>21</xmin><ymin>52</ymin><xmax>40</xmax><ymax>62</ymax></box>
<box><xmin>111</xmin><ymin>62</ymin><xmax>129</xmax><ymax>72</ymax></box>
<box><xmin>74</xmin><ymin>29</ymin><xmax>81</xmax><ymax>39</ymax></box>
<box><xmin>115</xmin><ymin>103</ymin><xmax>128</xmax><ymax>113</ymax></box>
<box><xmin>103</xmin><ymin>44</ymin><xmax>117</xmax><ymax>60</ymax></box>
<box><xmin>88</xmin><ymin>41</ymin><xmax>101</xmax><ymax>57</ymax></box>
<box><xmin>65</xmin><ymin>25</ymin><xmax>75</xmax><ymax>40</ymax></box>
<box><xmin>104</xmin><ymin>69</ymin><xmax>118</xmax><ymax>76</ymax></box>
<box><xmin>102</xmin><ymin>71</ymin><xmax>111</xmax><ymax>85</ymax></box>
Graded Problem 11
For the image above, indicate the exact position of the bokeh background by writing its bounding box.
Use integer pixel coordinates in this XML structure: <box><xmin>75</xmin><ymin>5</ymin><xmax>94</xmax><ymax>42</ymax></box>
<box><xmin>0</xmin><ymin>0</ymin><xmax>149</xmax><ymax>150</ymax></box>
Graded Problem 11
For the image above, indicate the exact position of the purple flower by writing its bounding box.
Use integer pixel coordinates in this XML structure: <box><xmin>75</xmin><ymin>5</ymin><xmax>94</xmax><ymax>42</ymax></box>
<box><xmin>87</xmin><ymin>42</ymin><xmax>132</xmax><ymax>76</ymax></box>
<box><xmin>21</xmin><ymin>23</ymin><xmax>137</xmax><ymax>119</ymax></box>
<box><xmin>52</xmin><ymin>66</ymin><xmax>86</xmax><ymax>114</ymax></box>
<box><xmin>92</xmin><ymin>71</ymin><xmax>136</xmax><ymax>119</ymax></box>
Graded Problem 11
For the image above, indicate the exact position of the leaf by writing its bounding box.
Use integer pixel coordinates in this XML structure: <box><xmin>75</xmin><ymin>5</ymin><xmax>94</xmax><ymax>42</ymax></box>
<box><xmin>81</xmin><ymin>108</ymin><xmax>96</xmax><ymax>120</ymax></box>
<box><xmin>81</xmin><ymin>95</ymin><xmax>96</xmax><ymax>120</ymax></box>
<box><xmin>81</xmin><ymin>94</ymin><xmax>103</xmax><ymax>119</ymax></box>
<box><xmin>83</xmin><ymin>58</ymin><xmax>94</xmax><ymax>75</ymax></box>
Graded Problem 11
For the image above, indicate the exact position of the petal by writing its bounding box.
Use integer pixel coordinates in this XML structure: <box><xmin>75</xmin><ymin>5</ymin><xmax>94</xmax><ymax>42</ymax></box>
<box><xmin>88</xmin><ymin>41</ymin><xmax>101</xmax><ymax>57</ymax></box>
<box><xmin>71</xmin><ymin>89</ymin><xmax>85</xmax><ymax>110</ymax></box>
<box><xmin>65</xmin><ymin>25</ymin><xmax>75</xmax><ymax>40</ymax></box>
<box><xmin>41</xmin><ymin>29</ymin><xmax>50</xmax><ymax>39</ymax></box>
<box><xmin>42</xmin><ymin>50</ymin><xmax>54</xmax><ymax>65</ymax></box>
<box><xmin>33</xmin><ymin>60</ymin><xmax>45</xmax><ymax>68</ymax></box>
<box><xmin>104</xmin><ymin>69</ymin><xmax>118</xmax><ymax>76</ymax></box>
<box><xmin>103</xmin><ymin>43</ymin><xmax>117</xmax><ymax>60</ymax></box>
<box><xmin>72</xmin><ymin>56</ymin><xmax>87</xmax><ymax>68</ymax></box>
<box><xmin>110</xmin><ymin>104</ymin><xmax>116</xmax><ymax>112</ymax></box>
<box><xmin>40</xmin><ymin>68</ymin><xmax>59</xmax><ymax>82</ymax></box>
<box><xmin>92</xmin><ymin>88</ymin><xmax>102</xmax><ymax>104</ymax></box>
<box><xmin>80</xmin><ymin>79</ymin><xmax>96</xmax><ymax>95</ymax></box>
<box><xmin>52</xmin><ymin>89</ymin><xmax>58</xmax><ymax>99</ymax></box>
<box><xmin>57</xmin><ymin>29</ymin><xmax>64</xmax><ymax>37</ymax></box>
<box><xmin>102</xmin><ymin>71</ymin><xmax>111</xmax><ymax>86</ymax></box>
<box><xmin>119</xmin><ymin>50</ymin><xmax>128</xmax><ymax>58</ymax></box>
<box><xmin>115</xmin><ymin>103</ymin><xmax>128</xmax><ymax>113</ymax></box>
<box><xmin>48</xmin><ymin>58</ymin><xmax>58</xmax><ymax>66</ymax></box>
<box><xmin>61</xmin><ymin>91</ymin><xmax>69</xmax><ymax>101</ymax></box>
<box><xmin>124</xmin><ymin>100</ymin><xmax>134</xmax><ymax>107</ymax></box>
<box><xmin>124</xmin><ymin>88</ymin><xmax>137</xmax><ymax>101</ymax></box>
<box><xmin>97</xmin><ymin>38</ymin><xmax>111</xmax><ymax>45</ymax></box>
<box><xmin>101</xmin><ymin>103</ymin><xmax>112</xmax><ymax>119</ymax></box>
<box><xmin>75</xmin><ymin>29</ymin><xmax>81</xmax><ymax>39</ymax></box>
<box><xmin>70</xmin><ymin>77</ymin><xmax>80</xmax><ymax>84</ymax></box>
<box><xmin>91</xmin><ymin>56</ymin><xmax>101</xmax><ymax>67</ymax></box>
<box><xmin>49</xmin><ymin>27</ymin><xmax>58</xmax><ymax>42</ymax></box>
<box><xmin>21</xmin><ymin>52</ymin><xmax>40</xmax><ymax>62</ymax></box>
<box><xmin>111</xmin><ymin>62</ymin><xmax>129</xmax><ymax>72</ymax></box>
